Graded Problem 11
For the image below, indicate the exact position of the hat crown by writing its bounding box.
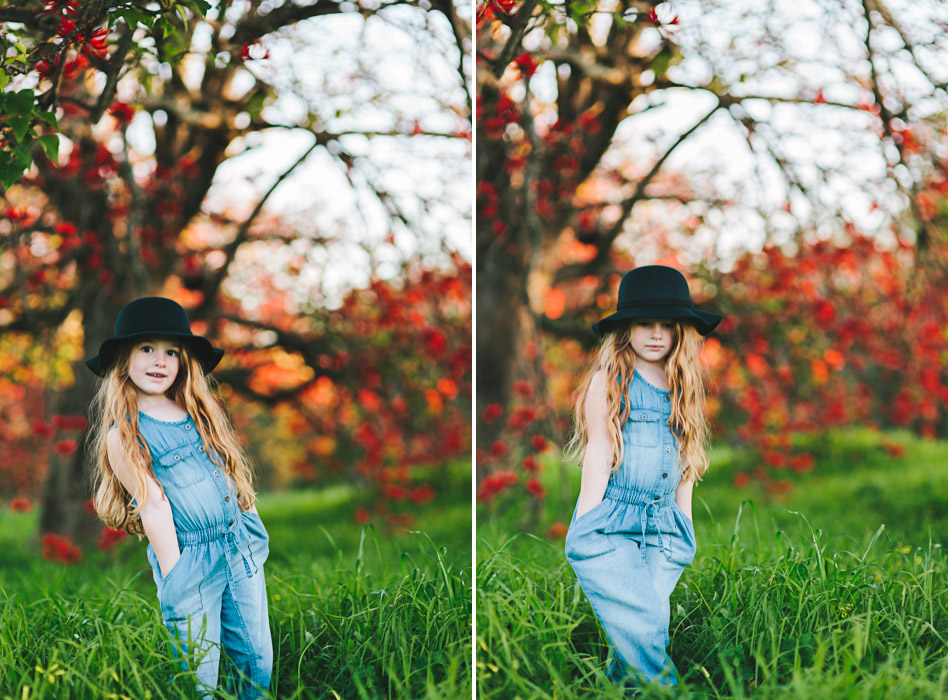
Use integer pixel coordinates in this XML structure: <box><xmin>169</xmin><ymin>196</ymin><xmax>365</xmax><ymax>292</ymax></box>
<box><xmin>114</xmin><ymin>297</ymin><xmax>193</xmax><ymax>338</ymax></box>
<box><xmin>616</xmin><ymin>265</ymin><xmax>693</xmax><ymax>309</ymax></box>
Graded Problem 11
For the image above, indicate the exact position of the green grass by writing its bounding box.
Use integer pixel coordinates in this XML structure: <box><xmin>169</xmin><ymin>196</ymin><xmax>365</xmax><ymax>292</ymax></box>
<box><xmin>0</xmin><ymin>460</ymin><xmax>472</xmax><ymax>699</ymax></box>
<box><xmin>477</xmin><ymin>429</ymin><xmax>948</xmax><ymax>699</ymax></box>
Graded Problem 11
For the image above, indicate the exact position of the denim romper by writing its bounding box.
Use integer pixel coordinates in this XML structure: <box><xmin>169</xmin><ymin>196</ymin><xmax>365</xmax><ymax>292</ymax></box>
<box><xmin>127</xmin><ymin>411</ymin><xmax>273</xmax><ymax>699</ymax></box>
<box><xmin>564</xmin><ymin>371</ymin><xmax>696</xmax><ymax>687</ymax></box>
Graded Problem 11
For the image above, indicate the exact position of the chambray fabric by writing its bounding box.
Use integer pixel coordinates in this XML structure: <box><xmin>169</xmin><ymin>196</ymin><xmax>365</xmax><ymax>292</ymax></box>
<box><xmin>565</xmin><ymin>371</ymin><xmax>696</xmax><ymax>689</ymax></box>
<box><xmin>130</xmin><ymin>411</ymin><xmax>272</xmax><ymax>699</ymax></box>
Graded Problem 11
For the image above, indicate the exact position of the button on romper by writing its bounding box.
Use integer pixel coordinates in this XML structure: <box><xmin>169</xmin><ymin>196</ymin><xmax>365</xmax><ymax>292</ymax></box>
<box><xmin>131</xmin><ymin>411</ymin><xmax>273</xmax><ymax>698</ymax></box>
<box><xmin>564</xmin><ymin>371</ymin><xmax>697</xmax><ymax>687</ymax></box>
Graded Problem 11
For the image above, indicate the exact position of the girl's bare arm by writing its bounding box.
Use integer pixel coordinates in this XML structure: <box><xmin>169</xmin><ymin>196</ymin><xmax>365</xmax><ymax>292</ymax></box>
<box><xmin>106</xmin><ymin>429</ymin><xmax>181</xmax><ymax>575</ymax></box>
<box><xmin>675</xmin><ymin>477</ymin><xmax>694</xmax><ymax>521</ymax></box>
<box><xmin>575</xmin><ymin>370</ymin><xmax>613</xmax><ymax>519</ymax></box>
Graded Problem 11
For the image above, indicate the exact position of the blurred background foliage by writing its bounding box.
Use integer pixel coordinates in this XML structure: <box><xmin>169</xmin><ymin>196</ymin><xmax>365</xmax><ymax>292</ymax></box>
<box><xmin>475</xmin><ymin>0</ymin><xmax>948</xmax><ymax>514</ymax></box>
<box><xmin>0</xmin><ymin>0</ymin><xmax>472</xmax><ymax>546</ymax></box>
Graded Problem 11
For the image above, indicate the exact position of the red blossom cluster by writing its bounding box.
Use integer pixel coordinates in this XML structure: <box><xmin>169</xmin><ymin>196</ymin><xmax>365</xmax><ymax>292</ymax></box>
<box><xmin>108</xmin><ymin>102</ymin><xmax>135</xmax><ymax>126</ymax></box>
<box><xmin>98</xmin><ymin>527</ymin><xmax>128</xmax><ymax>552</ymax></box>
<box><xmin>41</xmin><ymin>533</ymin><xmax>82</xmax><ymax>563</ymax></box>
<box><xmin>477</xmin><ymin>470</ymin><xmax>518</xmax><ymax>501</ymax></box>
<box><xmin>230</xmin><ymin>262</ymin><xmax>474</xmax><ymax>526</ymax></box>
<box><xmin>476</xmin><ymin>0</ymin><xmax>517</xmax><ymax>27</ymax></box>
<box><xmin>476</xmin><ymin>380</ymin><xmax>552</xmax><ymax>503</ymax></box>
<box><xmin>711</xmin><ymin>233</ymin><xmax>948</xmax><ymax>466</ymax></box>
<box><xmin>9</xmin><ymin>497</ymin><xmax>32</xmax><ymax>513</ymax></box>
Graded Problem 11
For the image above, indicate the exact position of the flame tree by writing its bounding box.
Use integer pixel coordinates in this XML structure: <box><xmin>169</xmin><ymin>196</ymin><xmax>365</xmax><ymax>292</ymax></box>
<box><xmin>0</xmin><ymin>0</ymin><xmax>471</xmax><ymax>543</ymax></box>
<box><xmin>475</xmin><ymin>0</ymin><xmax>948</xmax><ymax>464</ymax></box>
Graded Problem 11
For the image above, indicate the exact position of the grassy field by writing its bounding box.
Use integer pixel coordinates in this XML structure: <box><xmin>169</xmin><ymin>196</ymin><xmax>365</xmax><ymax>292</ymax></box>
<box><xmin>477</xmin><ymin>429</ymin><xmax>948</xmax><ymax>699</ymax></box>
<box><xmin>0</xmin><ymin>460</ymin><xmax>472</xmax><ymax>699</ymax></box>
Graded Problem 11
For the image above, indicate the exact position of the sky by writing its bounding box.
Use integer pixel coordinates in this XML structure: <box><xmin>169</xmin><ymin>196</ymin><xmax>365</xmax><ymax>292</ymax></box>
<box><xmin>517</xmin><ymin>0</ymin><xmax>948</xmax><ymax>269</ymax></box>
<box><xmin>119</xmin><ymin>2</ymin><xmax>472</xmax><ymax>308</ymax></box>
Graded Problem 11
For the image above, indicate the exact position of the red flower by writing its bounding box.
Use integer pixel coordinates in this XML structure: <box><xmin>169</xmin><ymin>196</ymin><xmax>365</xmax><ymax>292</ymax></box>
<box><xmin>108</xmin><ymin>102</ymin><xmax>135</xmax><ymax>126</ymax></box>
<box><xmin>57</xmin><ymin>16</ymin><xmax>76</xmax><ymax>37</ymax></box>
<box><xmin>424</xmin><ymin>329</ymin><xmax>448</xmax><ymax>356</ymax></box>
<box><xmin>84</xmin><ymin>499</ymin><xmax>96</xmax><ymax>516</ymax></box>
<box><xmin>530</xmin><ymin>434</ymin><xmax>548</xmax><ymax>452</ymax></box>
<box><xmin>383</xmin><ymin>485</ymin><xmax>407</xmax><ymax>501</ymax></box>
<box><xmin>525</xmin><ymin>478</ymin><xmax>546</xmax><ymax>499</ymax></box>
<box><xmin>85</xmin><ymin>27</ymin><xmax>109</xmax><ymax>58</ymax></box>
<box><xmin>547</xmin><ymin>522</ymin><xmax>568</xmax><ymax>538</ymax></box>
<box><xmin>477</xmin><ymin>470</ymin><xmax>519</xmax><ymax>502</ymax></box>
<box><xmin>521</xmin><ymin>455</ymin><xmax>539</xmax><ymax>473</ymax></box>
<box><xmin>409</xmin><ymin>485</ymin><xmax>435</xmax><ymax>505</ymax></box>
<box><xmin>882</xmin><ymin>442</ymin><xmax>905</xmax><ymax>458</ymax></box>
<box><xmin>789</xmin><ymin>453</ymin><xmax>816</xmax><ymax>473</ymax></box>
<box><xmin>98</xmin><ymin>527</ymin><xmax>127</xmax><ymax>552</ymax></box>
<box><xmin>355</xmin><ymin>508</ymin><xmax>370</xmax><ymax>524</ymax></box>
<box><xmin>482</xmin><ymin>403</ymin><xmax>504</xmax><ymax>424</ymax></box>
<box><xmin>733</xmin><ymin>473</ymin><xmax>750</xmax><ymax>488</ymax></box>
<box><xmin>54</xmin><ymin>439</ymin><xmax>78</xmax><ymax>457</ymax></box>
<box><xmin>32</xmin><ymin>422</ymin><xmax>55</xmax><ymax>439</ymax></box>
<box><xmin>41</xmin><ymin>533</ymin><xmax>82</xmax><ymax>563</ymax></box>
<box><xmin>490</xmin><ymin>439</ymin><xmax>507</xmax><ymax>456</ymax></box>
<box><xmin>507</xmin><ymin>405</ymin><xmax>538</xmax><ymax>431</ymax></box>
<box><xmin>512</xmin><ymin>380</ymin><xmax>533</xmax><ymax>398</ymax></box>
<box><xmin>10</xmin><ymin>497</ymin><xmax>32</xmax><ymax>513</ymax></box>
<box><xmin>512</xmin><ymin>52</ymin><xmax>538</xmax><ymax>78</ymax></box>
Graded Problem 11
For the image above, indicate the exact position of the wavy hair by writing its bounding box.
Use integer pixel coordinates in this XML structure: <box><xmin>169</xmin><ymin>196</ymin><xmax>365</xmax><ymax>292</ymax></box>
<box><xmin>564</xmin><ymin>321</ymin><xmax>710</xmax><ymax>483</ymax></box>
<box><xmin>88</xmin><ymin>340</ymin><xmax>257</xmax><ymax>535</ymax></box>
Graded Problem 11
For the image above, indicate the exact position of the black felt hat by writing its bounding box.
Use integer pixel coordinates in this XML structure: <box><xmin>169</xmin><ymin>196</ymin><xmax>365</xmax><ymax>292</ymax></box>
<box><xmin>592</xmin><ymin>266</ymin><xmax>723</xmax><ymax>337</ymax></box>
<box><xmin>85</xmin><ymin>297</ymin><xmax>224</xmax><ymax>377</ymax></box>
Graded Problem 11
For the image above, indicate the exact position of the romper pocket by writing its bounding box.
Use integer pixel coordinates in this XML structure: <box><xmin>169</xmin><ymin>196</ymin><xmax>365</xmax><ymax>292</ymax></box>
<box><xmin>241</xmin><ymin>510</ymin><xmax>270</xmax><ymax>566</ymax></box>
<box><xmin>665</xmin><ymin>502</ymin><xmax>696</xmax><ymax>567</ymax></box>
<box><xmin>565</xmin><ymin>499</ymin><xmax>615</xmax><ymax>561</ymax></box>
<box><xmin>625</xmin><ymin>408</ymin><xmax>661</xmax><ymax>447</ymax></box>
<box><xmin>156</xmin><ymin>444</ymin><xmax>206</xmax><ymax>488</ymax></box>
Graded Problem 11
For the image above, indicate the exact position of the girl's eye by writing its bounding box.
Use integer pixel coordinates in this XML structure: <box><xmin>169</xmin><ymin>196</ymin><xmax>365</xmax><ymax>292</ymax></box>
<box><xmin>140</xmin><ymin>345</ymin><xmax>153</xmax><ymax>353</ymax></box>
<box><xmin>167</xmin><ymin>349</ymin><xmax>178</xmax><ymax>357</ymax></box>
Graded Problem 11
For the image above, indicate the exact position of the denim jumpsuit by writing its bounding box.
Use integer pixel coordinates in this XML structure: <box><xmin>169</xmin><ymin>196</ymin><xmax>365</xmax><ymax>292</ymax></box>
<box><xmin>127</xmin><ymin>411</ymin><xmax>273</xmax><ymax>698</ymax></box>
<box><xmin>564</xmin><ymin>371</ymin><xmax>697</xmax><ymax>687</ymax></box>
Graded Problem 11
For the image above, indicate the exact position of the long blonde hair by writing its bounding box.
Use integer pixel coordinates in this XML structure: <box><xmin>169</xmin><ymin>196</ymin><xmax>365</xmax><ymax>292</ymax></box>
<box><xmin>565</xmin><ymin>321</ymin><xmax>710</xmax><ymax>483</ymax></box>
<box><xmin>88</xmin><ymin>341</ymin><xmax>257</xmax><ymax>535</ymax></box>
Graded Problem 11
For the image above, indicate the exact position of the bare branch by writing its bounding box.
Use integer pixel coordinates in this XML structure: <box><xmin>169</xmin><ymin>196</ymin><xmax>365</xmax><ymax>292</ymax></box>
<box><xmin>193</xmin><ymin>137</ymin><xmax>322</xmax><ymax>316</ymax></box>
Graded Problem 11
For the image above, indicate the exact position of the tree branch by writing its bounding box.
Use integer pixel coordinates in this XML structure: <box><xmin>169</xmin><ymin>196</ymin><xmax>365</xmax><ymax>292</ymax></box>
<box><xmin>193</xmin><ymin>137</ymin><xmax>322</xmax><ymax>316</ymax></box>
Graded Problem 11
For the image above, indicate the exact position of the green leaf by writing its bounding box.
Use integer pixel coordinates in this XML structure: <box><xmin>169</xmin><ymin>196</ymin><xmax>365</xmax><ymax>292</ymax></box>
<box><xmin>34</xmin><ymin>110</ymin><xmax>58</xmax><ymax>129</ymax></box>
<box><xmin>10</xmin><ymin>116</ymin><xmax>31</xmax><ymax>142</ymax></box>
<box><xmin>5</xmin><ymin>90</ymin><xmax>35</xmax><ymax>117</ymax></box>
<box><xmin>116</xmin><ymin>8</ymin><xmax>155</xmax><ymax>29</ymax></box>
<box><xmin>0</xmin><ymin>74</ymin><xmax>8</xmax><ymax>92</ymax></box>
<box><xmin>183</xmin><ymin>0</ymin><xmax>212</xmax><ymax>15</ymax></box>
<box><xmin>37</xmin><ymin>134</ymin><xmax>60</xmax><ymax>164</ymax></box>
<box><xmin>0</xmin><ymin>145</ymin><xmax>34</xmax><ymax>190</ymax></box>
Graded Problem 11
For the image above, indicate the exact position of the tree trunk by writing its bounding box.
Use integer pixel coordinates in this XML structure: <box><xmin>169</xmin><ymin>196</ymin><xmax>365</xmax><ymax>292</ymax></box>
<box><xmin>38</xmin><ymin>293</ymin><xmax>125</xmax><ymax>545</ymax></box>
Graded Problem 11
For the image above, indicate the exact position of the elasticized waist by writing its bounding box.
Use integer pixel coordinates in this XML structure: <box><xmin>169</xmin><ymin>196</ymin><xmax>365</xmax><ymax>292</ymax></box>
<box><xmin>177</xmin><ymin>521</ymin><xmax>240</xmax><ymax>545</ymax></box>
<box><xmin>604</xmin><ymin>483</ymin><xmax>676</xmax><ymax>507</ymax></box>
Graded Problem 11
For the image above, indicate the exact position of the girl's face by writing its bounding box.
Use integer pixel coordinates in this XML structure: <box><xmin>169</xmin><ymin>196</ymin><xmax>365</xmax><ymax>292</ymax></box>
<box><xmin>128</xmin><ymin>337</ymin><xmax>181</xmax><ymax>396</ymax></box>
<box><xmin>628</xmin><ymin>319</ymin><xmax>674</xmax><ymax>366</ymax></box>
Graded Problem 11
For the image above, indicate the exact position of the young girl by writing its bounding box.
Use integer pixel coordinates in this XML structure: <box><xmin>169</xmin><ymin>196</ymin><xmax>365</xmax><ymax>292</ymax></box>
<box><xmin>564</xmin><ymin>265</ymin><xmax>721</xmax><ymax>689</ymax></box>
<box><xmin>85</xmin><ymin>297</ymin><xmax>272</xmax><ymax>699</ymax></box>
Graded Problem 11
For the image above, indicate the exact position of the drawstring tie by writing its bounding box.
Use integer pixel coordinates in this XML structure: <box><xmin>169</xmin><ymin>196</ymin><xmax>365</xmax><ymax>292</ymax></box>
<box><xmin>638</xmin><ymin>500</ymin><xmax>669</xmax><ymax>563</ymax></box>
<box><xmin>224</xmin><ymin>527</ymin><xmax>255</xmax><ymax>580</ymax></box>
<box><xmin>177</xmin><ymin>519</ymin><xmax>255</xmax><ymax>580</ymax></box>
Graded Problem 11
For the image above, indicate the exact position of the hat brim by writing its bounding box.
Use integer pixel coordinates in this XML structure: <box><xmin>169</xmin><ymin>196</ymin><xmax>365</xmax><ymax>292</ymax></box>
<box><xmin>85</xmin><ymin>331</ymin><xmax>224</xmax><ymax>378</ymax></box>
<box><xmin>592</xmin><ymin>306</ymin><xmax>722</xmax><ymax>338</ymax></box>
